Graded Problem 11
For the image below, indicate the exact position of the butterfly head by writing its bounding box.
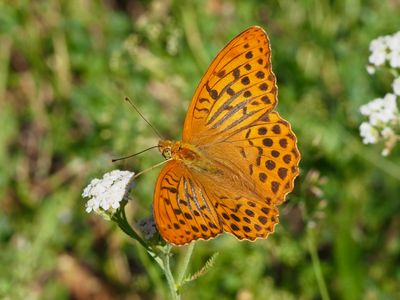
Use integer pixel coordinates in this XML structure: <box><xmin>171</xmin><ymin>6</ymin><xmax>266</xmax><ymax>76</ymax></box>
<box><xmin>158</xmin><ymin>140</ymin><xmax>178</xmax><ymax>160</ymax></box>
<box><xmin>158</xmin><ymin>140</ymin><xmax>200</xmax><ymax>164</ymax></box>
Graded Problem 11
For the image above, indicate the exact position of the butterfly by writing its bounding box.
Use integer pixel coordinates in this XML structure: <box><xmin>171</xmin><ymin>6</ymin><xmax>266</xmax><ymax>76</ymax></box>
<box><xmin>153</xmin><ymin>26</ymin><xmax>300</xmax><ymax>245</ymax></box>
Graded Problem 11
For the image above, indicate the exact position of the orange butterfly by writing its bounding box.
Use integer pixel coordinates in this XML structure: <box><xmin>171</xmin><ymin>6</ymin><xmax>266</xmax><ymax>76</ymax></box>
<box><xmin>153</xmin><ymin>26</ymin><xmax>300</xmax><ymax>245</ymax></box>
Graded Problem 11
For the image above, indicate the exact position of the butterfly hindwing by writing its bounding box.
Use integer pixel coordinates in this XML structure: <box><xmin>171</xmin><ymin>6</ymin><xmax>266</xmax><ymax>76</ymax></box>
<box><xmin>153</xmin><ymin>161</ymin><xmax>222</xmax><ymax>245</ymax></box>
<box><xmin>196</xmin><ymin>183</ymin><xmax>280</xmax><ymax>240</ymax></box>
<box><xmin>206</xmin><ymin>111</ymin><xmax>300</xmax><ymax>205</ymax></box>
<box><xmin>215</xmin><ymin>196</ymin><xmax>279</xmax><ymax>241</ymax></box>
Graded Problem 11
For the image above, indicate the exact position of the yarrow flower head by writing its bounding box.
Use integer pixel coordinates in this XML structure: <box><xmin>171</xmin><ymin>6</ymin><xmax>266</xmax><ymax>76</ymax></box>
<box><xmin>361</xmin><ymin>94</ymin><xmax>398</xmax><ymax>126</ymax></box>
<box><xmin>387</xmin><ymin>32</ymin><xmax>400</xmax><ymax>68</ymax></box>
<box><xmin>82</xmin><ymin>170</ymin><xmax>135</xmax><ymax>216</ymax></box>
<box><xmin>359</xmin><ymin>122</ymin><xmax>379</xmax><ymax>144</ymax></box>
<box><xmin>368</xmin><ymin>31</ymin><xmax>400</xmax><ymax>69</ymax></box>
<box><xmin>393</xmin><ymin>77</ymin><xmax>400</xmax><ymax>96</ymax></box>
<box><xmin>360</xmin><ymin>31</ymin><xmax>400</xmax><ymax>156</ymax></box>
<box><xmin>359</xmin><ymin>93</ymin><xmax>399</xmax><ymax>154</ymax></box>
<box><xmin>369</xmin><ymin>36</ymin><xmax>388</xmax><ymax>66</ymax></box>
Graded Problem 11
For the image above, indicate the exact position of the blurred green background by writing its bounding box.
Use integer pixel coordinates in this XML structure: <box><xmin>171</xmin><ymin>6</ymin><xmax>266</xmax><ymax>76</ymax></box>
<box><xmin>1</xmin><ymin>0</ymin><xmax>400</xmax><ymax>299</ymax></box>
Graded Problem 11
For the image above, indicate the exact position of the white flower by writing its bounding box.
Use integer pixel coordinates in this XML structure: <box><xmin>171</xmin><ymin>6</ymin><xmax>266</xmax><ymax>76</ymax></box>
<box><xmin>377</xmin><ymin>93</ymin><xmax>398</xmax><ymax>124</ymax></box>
<box><xmin>388</xmin><ymin>49</ymin><xmax>400</xmax><ymax>68</ymax></box>
<box><xmin>393</xmin><ymin>77</ymin><xmax>400</xmax><ymax>96</ymax></box>
<box><xmin>366</xmin><ymin>65</ymin><xmax>376</xmax><ymax>75</ymax></box>
<box><xmin>359</xmin><ymin>97</ymin><xmax>384</xmax><ymax>116</ymax></box>
<box><xmin>386</xmin><ymin>31</ymin><xmax>400</xmax><ymax>51</ymax></box>
<box><xmin>82</xmin><ymin>170</ymin><xmax>135</xmax><ymax>214</ymax></box>
<box><xmin>361</xmin><ymin>31</ymin><xmax>400</xmax><ymax>156</ymax></box>
<box><xmin>369</xmin><ymin>36</ymin><xmax>388</xmax><ymax>66</ymax></box>
<box><xmin>359</xmin><ymin>122</ymin><xmax>379</xmax><ymax>144</ymax></box>
<box><xmin>382</xmin><ymin>93</ymin><xmax>398</xmax><ymax>113</ymax></box>
<box><xmin>369</xmin><ymin>50</ymin><xmax>387</xmax><ymax>66</ymax></box>
<box><xmin>362</xmin><ymin>94</ymin><xmax>398</xmax><ymax>126</ymax></box>
<box><xmin>370</xmin><ymin>36</ymin><xmax>387</xmax><ymax>52</ymax></box>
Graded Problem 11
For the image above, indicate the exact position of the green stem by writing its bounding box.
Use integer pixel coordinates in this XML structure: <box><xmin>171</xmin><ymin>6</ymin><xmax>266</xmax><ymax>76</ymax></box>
<box><xmin>161</xmin><ymin>245</ymin><xmax>180</xmax><ymax>300</ymax></box>
<box><xmin>177</xmin><ymin>242</ymin><xmax>195</xmax><ymax>287</ymax></box>
<box><xmin>112</xmin><ymin>206</ymin><xmax>164</xmax><ymax>267</ymax></box>
<box><xmin>112</xmin><ymin>206</ymin><xmax>186</xmax><ymax>299</ymax></box>
<box><xmin>113</xmin><ymin>208</ymin><xmax>150</xmax><ymax>252</ymax></box>
<box><xmin>307</xmin><ymin>226</ymin><xmax>330</xmax><ymax>300</ymax></box>
<box><xmin>135</xmin><ymin>244</ymin><xmax>167</xmax><ymax>297</ymax></box>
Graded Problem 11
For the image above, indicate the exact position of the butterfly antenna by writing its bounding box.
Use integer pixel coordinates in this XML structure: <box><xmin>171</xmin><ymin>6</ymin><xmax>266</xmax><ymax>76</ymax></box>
<box><xmin>132</xmin><ymin>159</ymin><xmax>172</xmax><ymax>180</ymax></box>
<box><xmin>125</xmin><ymin>96</ymin><xmax>164</xmax><ymax>139</ymax></box>
<box><xmin>112</xmin><ymin>145</ymin><xmax>159</xmax><ymax>162</ymax></box>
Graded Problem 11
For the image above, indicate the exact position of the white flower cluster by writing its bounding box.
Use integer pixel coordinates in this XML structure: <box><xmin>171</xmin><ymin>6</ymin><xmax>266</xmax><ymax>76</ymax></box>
<box><xmin>367</xmin><ymin>31</ymin><xmax>400</xmax><ymax>73</ymax></box>
<box><xmin>82</xmin><ymin>170</ymin><xmax>135</xmax><ymax>214</ymax></box>
<box><xmin>360</xmin><ymin>31</ymin><xmax>400</xmax><ymax>156</ymax></box>
<box><xmin>360</xmin><ymin>94</ymin><xmax>399</xmax><ymax>143</ymax></box>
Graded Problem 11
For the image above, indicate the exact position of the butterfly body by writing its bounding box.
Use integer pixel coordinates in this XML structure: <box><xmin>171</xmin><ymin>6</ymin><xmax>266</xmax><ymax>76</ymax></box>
<box><xmin>153</xmin><ymin>26</ymin><xmax>300</xmax><ymax>245</ymax></box>
<box><xmin>159</xmin><ymin>140</ymin><xmax>219</xmax><ymax>174</ymax></box>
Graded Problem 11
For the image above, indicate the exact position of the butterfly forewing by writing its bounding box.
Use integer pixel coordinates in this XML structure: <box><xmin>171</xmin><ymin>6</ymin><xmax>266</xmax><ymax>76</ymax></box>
<box><xmin>183</xmin><ymin>26</ymin><xmax>277</xmax><ymax>143</ymax></box>
<box><xmin>154</xmin><ymin>161</ymin><xmax>222</xmax><ymax>245</ymax></box>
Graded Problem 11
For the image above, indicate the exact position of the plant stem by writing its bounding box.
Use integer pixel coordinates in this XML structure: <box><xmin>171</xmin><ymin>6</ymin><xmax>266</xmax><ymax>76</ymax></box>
<box><xmin>177</xmin><ymin>242</ymin><xmax>195</xmax><ymax>287</ymax></box>
<box><xmin>112</xmin><ymin>206</ymin><xmax>164</xmax><ymax>267</ymax></box>
<box><xmin>307</xmin><ymin>226</ymin><xmax>330</xmax><ymax>300</ymax></box>
<box><xmin>135</xmin><ymin>244</ymin><xmax>166</xmax><ymax>297</ymax></box>
<box><xmin>113</xmin><ymin>208</ymin><xmax>150</xmax><ymax>252</ymax></box>
<box><xmin>161</xmin><ymin>245</ymin><xmax>180</xmax><ymax>300</ymax></box>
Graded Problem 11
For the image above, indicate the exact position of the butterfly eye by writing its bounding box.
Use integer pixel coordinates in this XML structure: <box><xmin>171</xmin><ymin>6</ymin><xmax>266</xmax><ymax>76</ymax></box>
<box><xmin>162</xmin><ymin>148</ymin><xmax>172</xmax><ymax>159</ymax></box>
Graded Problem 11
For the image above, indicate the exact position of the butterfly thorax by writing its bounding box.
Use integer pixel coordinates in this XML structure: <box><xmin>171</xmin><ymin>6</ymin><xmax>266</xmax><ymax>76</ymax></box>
<box><xmin>158</xmin><ymin>140</ymin><xmax>220</xmax><ymax>174</ymax></box>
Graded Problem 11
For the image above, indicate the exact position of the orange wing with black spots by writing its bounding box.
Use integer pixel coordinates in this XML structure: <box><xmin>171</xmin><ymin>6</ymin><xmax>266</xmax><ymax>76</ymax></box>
<box><xmin>183</xmin><ymin>26</ymin><xmax>277</xmax><ymax>144</ymax></box>
<box><xmin>194</xmin><ymin>173</ymin><xmax>281</xmax><ymax>241</ymax></box>
<box><xmin>206</xmin><ymin>111</ymin><xmax>300</xmax><ymax>206</ymax></box>
<box><xmin>215</xmin><ymin>196</ymin><xmax>279</xmax><ymax>241</ymax></box>
<box><xmin>153</xmin><ymin>26</ymin><xmax>300</xmax><ymax>245</ymax></box>
<box><xmin>153</xmin><ymin>161</ymin><xmax>222</xmax><ymax>245</ymax></box>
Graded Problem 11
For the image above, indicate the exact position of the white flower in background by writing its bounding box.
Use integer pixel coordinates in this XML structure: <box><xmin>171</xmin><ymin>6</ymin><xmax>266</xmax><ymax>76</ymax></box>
<box><xmin>360</xmin><ymin>122</ymin><xmax>379</xmax><ymax>144</ymax></box>
<box><xmin>360</xmin><ymin>97</ymin><xmax>384</xmax><ymax>116</ymax></box>
<box><xmin>359</xmin><ymin>93</ymin><xmax>399</xmax><ymax>143</ymax></box>
<box><xmin>393</xmin><ymin>77</ymin><xmax>400</xmax><ymax>96</ymax></box>
<box><xmin>370</xmin><ymin>94</ymin><xmax>398</xmax><ymax>125</ymax></box>
<box><xmin>361</xmin><ymin>31</ymin><xmax>400</xmax><ymax>156</ymax></box>
<box><xmin>360</xmin><ymin>94</ymin><xmax>398</xmax><ymax>126</ymax></box>
<box><xmin>366</xmin><ymin>65</ymin><xmax>376</xmax><ymax>75</ymax></box>
<box><xmin>387</xmin><ymin>32</ymin><xmax>400</xmax><ymax>68</ymax></box>
<box><xmin>369</xmin><ymin>36</ymin><xmax>388</xmax><ymax>66</ymax></box>
<box><xmin>386</xmin><ymin>32</ymin><xmax>400</xmax><ymax>51</ymax></box>
<box><xmin>82</xmin><ymin>170</ymin><xmax>135</xmax><ymax>214</ymax></box>
<box><xmin>388</xmin><ymin>50</ymin><xmax>400</xmax><ymax>68</ymax></box>
<box><xmin>367</xmin><ymin>30</ymin><xmax>400</xmax><ymax>69</ymax></box>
